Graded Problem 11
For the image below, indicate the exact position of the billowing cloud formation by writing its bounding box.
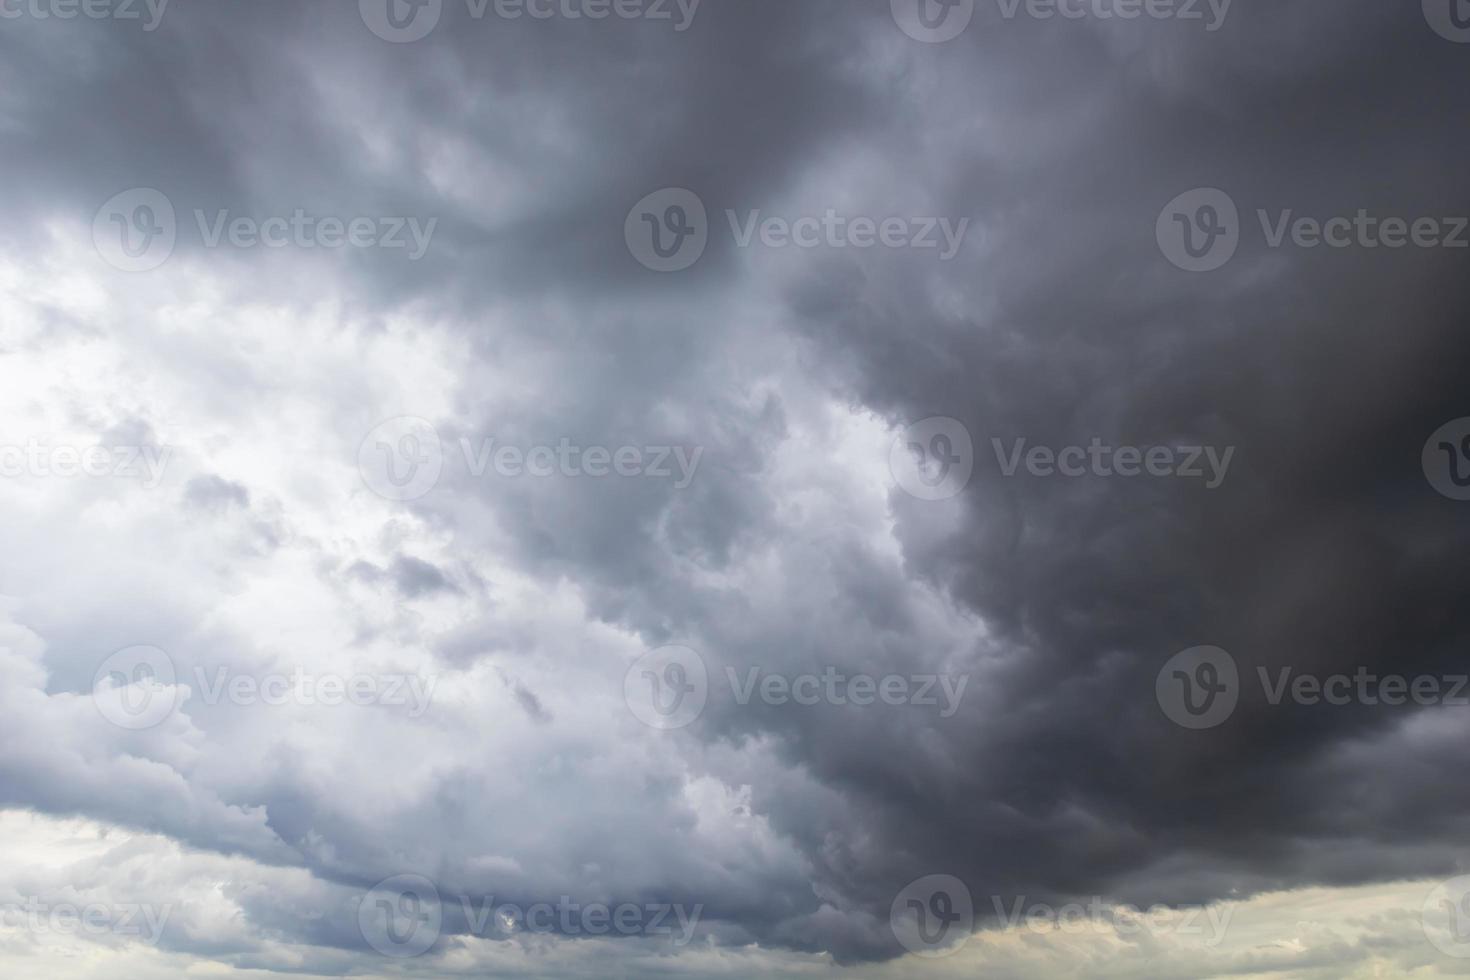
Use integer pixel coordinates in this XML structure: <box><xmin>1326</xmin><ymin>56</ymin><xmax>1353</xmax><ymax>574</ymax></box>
<box><xmin>1</xmin><ymin>0</ymin><xmax>1469</xmax><ymax>974</ymax></box>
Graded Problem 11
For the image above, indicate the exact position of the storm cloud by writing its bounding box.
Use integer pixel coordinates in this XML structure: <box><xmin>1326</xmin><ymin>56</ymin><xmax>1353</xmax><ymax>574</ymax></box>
<box><xmin>1</xmin><ymin>0</ymin><xmax>1468</xmax><ymax>975</ymax></box>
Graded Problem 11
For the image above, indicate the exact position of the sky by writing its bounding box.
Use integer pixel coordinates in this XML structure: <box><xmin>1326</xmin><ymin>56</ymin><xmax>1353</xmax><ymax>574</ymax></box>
<box><xmin>1</xmin><ymin>0</ymin><xmax>1470</xmax><ymax>977</ymax></box>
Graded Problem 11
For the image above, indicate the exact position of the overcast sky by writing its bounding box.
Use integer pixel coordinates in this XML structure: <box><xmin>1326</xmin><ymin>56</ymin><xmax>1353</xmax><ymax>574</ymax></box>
<box><xmin>2</xmin><ymin>1</ymin><xmax>1469</xmax><ymax>977</ymax></box>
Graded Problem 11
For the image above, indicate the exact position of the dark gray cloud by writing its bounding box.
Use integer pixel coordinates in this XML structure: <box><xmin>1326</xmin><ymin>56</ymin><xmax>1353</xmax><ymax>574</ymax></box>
<box><xmin>390</xmin><ymin>555</ymin><xmax>459</xmax><ymax>596</ymax></box>
<box><xmin>184</xmin><ymin>474</ymin><xmax>250</xmax><ymax>511</ymax></box>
